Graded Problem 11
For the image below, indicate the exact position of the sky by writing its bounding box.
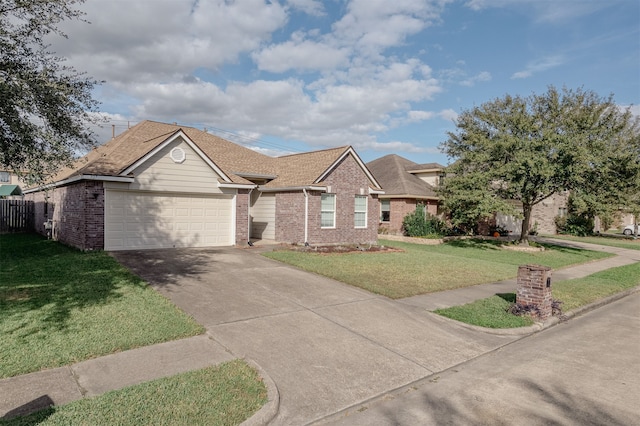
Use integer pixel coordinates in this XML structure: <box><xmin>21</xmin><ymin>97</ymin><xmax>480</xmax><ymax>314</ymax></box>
<box><xmin>50</xmin><ymin>0</ymin><xmax>639</xmax><ymax>165</ymax></box>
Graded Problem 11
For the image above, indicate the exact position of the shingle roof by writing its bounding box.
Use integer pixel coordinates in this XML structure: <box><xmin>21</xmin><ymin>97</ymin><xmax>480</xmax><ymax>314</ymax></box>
<box><xmin>48</xmin><ymin>120</ymin><xmax>379</xmax><ymax>189</ymax></box>
<box><xmin>366</xmin><ymin>154</ymin><xmax>439</xmax><ymax>198</ymax></box>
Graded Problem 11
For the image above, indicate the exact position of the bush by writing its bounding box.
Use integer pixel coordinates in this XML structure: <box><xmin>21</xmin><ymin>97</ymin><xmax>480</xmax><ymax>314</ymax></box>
<box><xmin>402</xmin><ymin>206</ymin><xmax>448</xmax><ymax>237</ymax></box>
<box><xmin>555</xmin><ymin>214</ymin><xmax>594</xmax><ymax>236</ymax></box>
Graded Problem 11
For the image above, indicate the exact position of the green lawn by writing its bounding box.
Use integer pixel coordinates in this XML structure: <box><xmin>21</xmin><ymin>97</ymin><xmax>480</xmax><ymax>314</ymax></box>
<box><xmin>0</xmin><ymin>233</ymin><xmax>204</xmax><ymax>378</ymax></box>
<box><xmin>263</xmin><ymin>238</ymin><xmax>612</xmax><ymax>299</ymax></box>
<box><xmin>435</xmin><ymin>262</ymin><xmax>640</xmax><ymax>328</ymax></box>
<box><xmin>541</xmin><ymin>234</ymin><xmax>640</xmax><ymax>251</ymax></box>
<box><xmin>0</xmin><ymin>360</ymin><xmax>267</xmax><ymax>426</ymax></box>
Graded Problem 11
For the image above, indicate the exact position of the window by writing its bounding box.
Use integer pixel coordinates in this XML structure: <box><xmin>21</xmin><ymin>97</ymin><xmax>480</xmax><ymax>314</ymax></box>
<box><xmin>558</xmin><ymin>207</ymin><xmax>568</xmax><ymax>217</ymax></box>
<box><xmin>354</xmin><ymin>195</ymin><xmax>367</xmax><ymax>228</ymax></box>
<box><xmin>0</xmin><ymin>171</ymin><xmax>9</xmax><ymax>182</ymax></box>
<box><xmin>380</xmin><ymin>199</ymin><xmax>390</xmax><ymax>222</ymax></box>
<box><xmin>321</xmin><ymin>193</ymin><xmax>336</xmax><ymax>228</ymax></box>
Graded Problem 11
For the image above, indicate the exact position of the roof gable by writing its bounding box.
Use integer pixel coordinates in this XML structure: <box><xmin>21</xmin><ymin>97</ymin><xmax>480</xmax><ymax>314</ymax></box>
<box><xmin>44</xmin><ymin>120</ymin><xmax>380</xmax><ymax>191</ymax></box>
<box><xmin>366</xmin><ymin>154</ymin><xmax>438</xmax><ymax>198</ymax></box>
<box><xmin>266</xmin><ymin>146</ymin><xmax>382</xmax><ymax>189</ymax></box>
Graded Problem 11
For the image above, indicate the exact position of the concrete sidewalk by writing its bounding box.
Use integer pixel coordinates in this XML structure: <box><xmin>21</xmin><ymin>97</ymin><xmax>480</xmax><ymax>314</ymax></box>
<box><xmin>399</xmin><ymin>237</ymin><xmax>640</xmax><ymax>311</ymax></box>
<box><xmin>1</xmin><ymin>237</ymin><xmax>637</xmax><ymax>424</ymax></box>
<box><xmin>0</xmin><ymin>335</ymin><xmax>235</xmax><ymax>420</ymax></box>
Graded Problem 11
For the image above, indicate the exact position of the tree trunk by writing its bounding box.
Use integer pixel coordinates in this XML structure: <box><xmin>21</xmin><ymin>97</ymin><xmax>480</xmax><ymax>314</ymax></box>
<box><xmin>519</xmin><ymin>205</ymin><xmax>532</xmax><ymax>245</ymax></box>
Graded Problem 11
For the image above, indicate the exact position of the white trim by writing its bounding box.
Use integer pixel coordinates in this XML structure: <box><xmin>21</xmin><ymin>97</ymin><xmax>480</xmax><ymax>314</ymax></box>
<box><xmin>315</xmin><ymin>147</ymin><xmax>383</xmax><ymax>189</ymax></box>
<box><xmin>219</xmin><ymin>183</ymin><xmax>257</xmax><ymax>189</ymax></box>
<box><xmin>247</xmin><ymin>188</ymin><xmax>253</xmax><ymax>244</ymax></box>
<box><xmin>121</xmin><ymin>130</ymin><xmax>233</xmax><ymax>183</ymax></box>
<box><xmin>378</xmin><ymin>194</ymin><xmax>439</xmax><ymax>200</ymax></box>
<box><xmin>354</xmin><ymin>195</ymin><xmax>368</xmax><ymax>229</ymax></box>
<box><xmin>320</xmin><ymin>193</ymin><xmax>336</xmax><ymax>229</ymax></box>
<box><xmin>231</xmin><ymin>192</ymin><xmax>237</xmax><ymax>245</ymax></box>
<box><xmin>23</xmin><ymin>175</ymin><xmax>135</xmax><ymax>194</ymax></box>
<box><xmin>258</xmin><ymin>185</ymin><xmax>326</xmax><ymax>192</ymax></box>
<box><xmin>368</xmin><ymin>187</ymin><xmax>385</xmax><ymax>195</ymax></box>
<box><xmin>303</xmin><ymin>188</ymin><xmax>309</xmax><ymax>244</ymax></box>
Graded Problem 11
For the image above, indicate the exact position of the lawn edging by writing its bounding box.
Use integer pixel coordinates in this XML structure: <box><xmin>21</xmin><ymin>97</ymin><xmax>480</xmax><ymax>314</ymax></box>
<box><xmin>240</xmin><ymin>358</ymin><xmax>280</xmax><ymax>426</ymax></box>
<box><xmin>429</xmin><ymin>285</ymin><xmax>640</xmax><ymax>336</ymax></box>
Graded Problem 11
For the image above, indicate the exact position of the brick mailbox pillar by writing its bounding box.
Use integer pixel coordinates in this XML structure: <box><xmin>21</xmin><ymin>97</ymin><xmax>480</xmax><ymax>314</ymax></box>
<box><xmin>516</xmin><ymin>264</ymin><xmax>553</xmax><ymax>321</ymax></box>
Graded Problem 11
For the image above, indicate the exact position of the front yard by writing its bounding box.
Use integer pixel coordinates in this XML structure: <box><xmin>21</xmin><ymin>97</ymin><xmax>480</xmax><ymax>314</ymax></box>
<box><xmin>263</xmin><ymin>238</ymin><xmax>613</xmax><ymax>299</ymax></box>
<box><xmin>0</xmin><ymin>233</ymin><xmax>204</xmax><ymax>378</ymax></box>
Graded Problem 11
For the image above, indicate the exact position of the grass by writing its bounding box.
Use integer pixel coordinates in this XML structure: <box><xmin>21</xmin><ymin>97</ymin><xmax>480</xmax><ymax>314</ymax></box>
<box><xmin>263</xmin><ymin>238</ymin><xmax>612</xmax><ymax>299</ymax></box>
<box><xmin>435</xmin><ymin>262</ymin><xmax>640</xmax><ymax>328</ymax></box>
<box><xmin>0</xmin><ymin>360</ymin><xmax>268</xmax><ymax>426</ymax></box>
<box><xmin>435</xmin><ymin>293</ymin><xmax>534</xmax><ymax>328</ymax></box>
<box><xmin>542</xmin><ymin>234</ymin><xmax>640</xmax><ymax>251</ymax></box>
<box><xmin>0</xmin><ymin>233</ymin><xmax>204</xmax><ymax>378</ymax></box>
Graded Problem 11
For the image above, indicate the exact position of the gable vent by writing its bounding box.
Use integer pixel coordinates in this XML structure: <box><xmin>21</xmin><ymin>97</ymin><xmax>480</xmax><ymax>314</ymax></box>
<box><xmin>170</xmin><ymin>147</ymin><xmax>186</xmax><ymax>163</ymax></box>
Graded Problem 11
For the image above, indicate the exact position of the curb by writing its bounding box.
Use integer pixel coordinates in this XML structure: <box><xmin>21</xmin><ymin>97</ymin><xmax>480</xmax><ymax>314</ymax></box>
<box><xmin>311</xmin><ymin>286</ymin><xmax>640</xmax><ymax>425</ymax></box>
<box><xmin>241</xmin><ymin>359</ymin><xmax>280</xmax><ymax>426</ymax></box>
<box><xmin>427</xmin><ymin>285</ymin><xmax>640</xmax><ymax>336</ymax></box>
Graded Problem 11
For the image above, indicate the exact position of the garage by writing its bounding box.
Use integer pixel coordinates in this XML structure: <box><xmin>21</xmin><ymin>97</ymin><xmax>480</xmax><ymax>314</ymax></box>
<box><xmin>105</xmin><ymin>190</ymin><xmax>233</xmax><ymax>250</ymax></box>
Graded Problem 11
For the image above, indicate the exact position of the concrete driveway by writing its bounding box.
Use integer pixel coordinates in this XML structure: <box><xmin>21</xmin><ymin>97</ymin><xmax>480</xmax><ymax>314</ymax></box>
<box><xmin>112</xmin><ymin>246</ymin><xmax>520</xmax><ymax>425</ymax></box>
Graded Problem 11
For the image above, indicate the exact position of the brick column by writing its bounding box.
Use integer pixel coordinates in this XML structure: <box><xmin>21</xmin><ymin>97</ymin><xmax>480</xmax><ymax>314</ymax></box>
<box><xmin>516</xmin><ymin>264</ymin><xmax>553</xmax><ymax>320</ymax></box>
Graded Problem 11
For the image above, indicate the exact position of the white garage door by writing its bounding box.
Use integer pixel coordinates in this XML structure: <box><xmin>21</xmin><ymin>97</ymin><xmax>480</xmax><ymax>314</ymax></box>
<box><xmin>105</xmin><ymin>191</ymin><xmax>233</xmax><ymax>250</ymax></box>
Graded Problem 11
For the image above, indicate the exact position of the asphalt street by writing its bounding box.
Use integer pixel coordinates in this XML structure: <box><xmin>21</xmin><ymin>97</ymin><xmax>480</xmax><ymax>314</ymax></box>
<box><xmin>317</xmin><ymin>291</ymin><xmax>640</xmax><ymax>426</ymax></box>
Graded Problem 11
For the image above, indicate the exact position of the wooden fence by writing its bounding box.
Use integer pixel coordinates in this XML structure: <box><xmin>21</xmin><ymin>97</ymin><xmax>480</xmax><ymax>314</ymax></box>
<box><xmin>0</xmin><ymin>199</ymin><xmax>34</xmax><ymax>233</ymax></box>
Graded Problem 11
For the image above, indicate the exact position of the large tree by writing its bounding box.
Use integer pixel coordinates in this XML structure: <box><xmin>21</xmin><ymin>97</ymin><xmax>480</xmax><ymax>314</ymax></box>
<box><xmin>439</xmin><ymin>86</ymin><xmax>640</xmax><ymax>244</ymax></box>
<box><xmin>0</xmin><ymin>0</ymin><xmax>101</xmax><ymax>185</ymax></box>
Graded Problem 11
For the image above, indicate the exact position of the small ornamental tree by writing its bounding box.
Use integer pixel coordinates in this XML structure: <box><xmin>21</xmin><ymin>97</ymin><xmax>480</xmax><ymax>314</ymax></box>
<box><xmin>0</xmin><ymin>0</ymin><xmax>102</xmax><ymax>185</ymax></box>
<box><xmin>439</xmin><ymin>86</ymin><xmax>640</xmax><ymax>245</ymax></box>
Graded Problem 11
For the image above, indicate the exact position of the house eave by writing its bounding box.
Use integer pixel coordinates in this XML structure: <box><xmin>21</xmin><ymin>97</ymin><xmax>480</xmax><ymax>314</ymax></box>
<box><xmin>218</xmin><ymin>183</ymin><xmax>257</xmax><ymax>189</ymax></box>
<box><xmin>259</xmin><ymin>185</ymin><xmax>327</xmax><ymax>192</ymax></box>
<box><xmin>378</xmin><ymin>194</ymin><xmax>439</xmax><ymax>200</ymax></box>
<box><xmin>23</xmin><ymin>175</ymin><xmax>135</xmax><ymax>193</ymax></box>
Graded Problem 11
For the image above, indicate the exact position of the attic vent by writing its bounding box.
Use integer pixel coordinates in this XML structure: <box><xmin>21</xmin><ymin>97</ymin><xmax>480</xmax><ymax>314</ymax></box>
<box><xmin>170</xmin><ymin>147</ymin><xmax>186</xmax><ymax>163</ymax></box>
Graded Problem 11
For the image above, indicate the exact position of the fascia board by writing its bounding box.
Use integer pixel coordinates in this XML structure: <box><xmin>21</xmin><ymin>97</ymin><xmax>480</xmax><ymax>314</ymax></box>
<box><xmin>120</xmin><ymin>130</ymin><xmax>233</xmax><ymax>183</ymax></box>
<box><xmin>315</xmin><ymin>147</ymin><xmax>383</xmax><ymax>189</ymax></box>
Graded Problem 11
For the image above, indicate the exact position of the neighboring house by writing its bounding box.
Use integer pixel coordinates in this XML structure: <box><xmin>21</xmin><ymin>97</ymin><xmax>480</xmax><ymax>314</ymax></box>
<box><xmin>23</xmin><ymin>120</ymin><xmax>383</xmax><ymax>251</ymax></box>
<box><xmin>0</xmin><ymin>170</ymin><xmax>25</xmax><ymax>199</ymax></box>
<box><xmin>492</xmin><ymin>192</ymin><xmax>570</xmax><ymax>235</ymax></box>
<box><xmin>366</xmin><ymin>154</ymin><xmax>444</xmax><ymax>235</ymax></box>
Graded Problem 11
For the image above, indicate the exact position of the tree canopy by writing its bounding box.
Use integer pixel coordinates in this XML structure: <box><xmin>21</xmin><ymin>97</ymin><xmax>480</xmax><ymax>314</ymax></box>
<box><xmin>0</xmin><ymin>0</ymin><xmax>101</xmax><ymax>185</ymax></box>
<box><xmin>439</xmin><ymin>86</ymin><xmax>640</xmax><ymax>243</ymax></box>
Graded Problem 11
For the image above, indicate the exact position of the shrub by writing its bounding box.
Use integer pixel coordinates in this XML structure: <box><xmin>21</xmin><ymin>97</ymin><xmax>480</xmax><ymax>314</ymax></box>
<box><xmin>402</xmin><ymin>206</ymin><xmax>448</xmax><ymax>237</ymax></box>
<box><xmin>556</xmin><ymin>214</ymin><xmax>594</xmax><ymax>236</ymax></box>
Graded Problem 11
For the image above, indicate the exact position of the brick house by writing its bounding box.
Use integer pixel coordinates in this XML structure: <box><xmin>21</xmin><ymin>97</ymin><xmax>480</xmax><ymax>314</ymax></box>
<box><xmin>366</xmin><ymin>154</ymin><xmax>444</xmax><ymax>235</ymax></box>
<box><xmin>24</xmin><ymin>121</ymin><xmax>383</xmax><ymax>251</ymax></box>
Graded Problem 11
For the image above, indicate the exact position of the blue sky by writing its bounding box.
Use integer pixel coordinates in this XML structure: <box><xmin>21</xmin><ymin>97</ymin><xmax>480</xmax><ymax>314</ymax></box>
<box><xmin>52</xmin><ymin>0</ymin><xmax>639</xmax><ymax>165</ymax></box>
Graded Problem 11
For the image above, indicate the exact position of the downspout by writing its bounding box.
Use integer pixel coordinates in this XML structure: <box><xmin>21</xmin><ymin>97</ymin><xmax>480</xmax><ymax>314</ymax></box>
<box><xmin>247</xmin><ymin>188</ymin><xmax>254</xmax><ymax>246</ymax></box>
<box><xmin>303</xmin><ymin>188</ymin><xmax>309</xmax><ymax>246</ymax></box>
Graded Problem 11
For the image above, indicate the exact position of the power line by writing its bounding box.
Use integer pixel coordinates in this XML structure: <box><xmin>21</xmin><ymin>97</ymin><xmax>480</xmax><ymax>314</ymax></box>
<box><xmin>87</xmin><ymin>119</ymin><xmax>306</xmax><ymax>154</ymax></box>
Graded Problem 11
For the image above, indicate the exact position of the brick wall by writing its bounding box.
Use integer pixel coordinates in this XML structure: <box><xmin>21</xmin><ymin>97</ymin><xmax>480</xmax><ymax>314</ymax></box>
<box><xmin>26</xmin><ymin>181</ymin><xmax>104</xmax><ymax>250</ymax></box>
<box><xmin>275</xmin><ymin>154</ymin><xmax>379</xmax><ymax>245</ymax></box>
<box><xmin>275</xmin><ymin>191</ymin><xmax>306</xmax><ymax>244</ymax></box>
<box><xmin>516</xmin><ymin>264</ymin><xmax>553</xmax><ymax>321</ymax></box>
<box><xmin>381</xmin><ymin>198</ymin><xmax>439</xmax><ymax>235</ymax></box>
<box><xmin>531</xmin><ymin>192</ymin><xmax>569</xmax><ymax>234</ymax></box>
<box><xmin>235</xmin><ymin>189</ymin><xmax>249</xmax><ymax>245</ymax></box>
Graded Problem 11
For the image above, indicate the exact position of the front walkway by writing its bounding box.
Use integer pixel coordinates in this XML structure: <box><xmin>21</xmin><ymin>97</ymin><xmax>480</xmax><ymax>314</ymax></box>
<box><xmin>399</xmin><ymin>237</ymin><xmax>640</xmax><ymax>311</ymax></box>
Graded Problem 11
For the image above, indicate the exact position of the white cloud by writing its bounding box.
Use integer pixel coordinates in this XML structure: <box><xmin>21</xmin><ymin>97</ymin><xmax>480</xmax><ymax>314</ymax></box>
<box><xmin>252</xmin><ymin>37</ymin><xmax>350</xmax><ymax>73</ymax></box>
<box><xmin>408</xmin><ymin>111</ymin><xmax>436</xmax><ymax>121</ymax></box>
<box><xmin>460</xmin><ymin>71</ymin><xmax>491</xmax><ymax>86</ymax></box>
<box><xmin>286</xmin><ymin>0</ymin><xmax>326</xmax><ymax>16</ymax></box>
<box><xmin>405</xmin><ymin>108</ymin><xmax>458</xmax><ymax>124</ymax></box>
<box><xmin>511</xmin><ymin>55</ymin><xmax>565</xmax><ymax>79</ymax></box>
<box><xmin>437</xmin><ymin>108</ymin><xmax>459</xmax><ymax>122</ymax></box>
<box><xmin>42</xmin><ymin>0</ymin><xmax>458</xmax><ymax>158</ymax></box>
<box><xmin>465</xmin><ymin>0</ymin><xmax>614</xmax><ymax>24</ymax></box>
<box><xmin>332</xmin><ymin>0</ymin><xmax>452</xmax><ymax>55</ymax></box>
<box><xmin>52</xmin><ymin>0</ymin><xmax>288</xmax><ymax>83</ymax></box>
